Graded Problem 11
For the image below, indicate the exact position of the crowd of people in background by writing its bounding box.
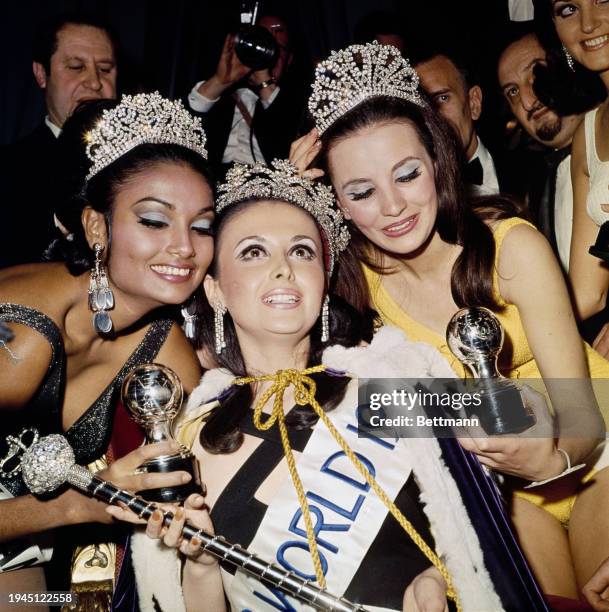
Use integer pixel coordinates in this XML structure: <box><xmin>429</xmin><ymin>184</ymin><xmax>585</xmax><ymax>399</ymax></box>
<box><xmin>1</xmin><ymin>2</ymin><xmax>609</xmax><ymax>611</ymax></box>
<box><xmin>3</xmin><ymin>6</ymin><xmax>609</xmax><ymax>347</ymax></box>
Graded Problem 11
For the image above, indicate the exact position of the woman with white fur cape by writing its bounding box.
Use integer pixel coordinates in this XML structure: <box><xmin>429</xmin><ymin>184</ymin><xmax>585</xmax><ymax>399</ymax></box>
<box><xmin>128</xmin><ymin>328</ymin><xmax>547</xmax><ymax>612</ymax></box>
<box><xmin>110</xmin><ymin>160</ymin><xmax>547</xmax><ymax>612</ymax></box>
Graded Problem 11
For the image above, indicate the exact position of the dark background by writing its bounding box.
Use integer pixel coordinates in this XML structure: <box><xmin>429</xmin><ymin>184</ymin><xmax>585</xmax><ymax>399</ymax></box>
<box><xmin>1</xmin><ymin>0</ymin><xmax>523</xmax><ymax>146</ymax></box>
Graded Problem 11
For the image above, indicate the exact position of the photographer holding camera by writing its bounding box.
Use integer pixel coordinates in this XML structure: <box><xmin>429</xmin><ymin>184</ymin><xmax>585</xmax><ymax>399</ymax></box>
<box><xmin>188</xmin><ymin>13</ymin><xmax>306</xmax><ymax>175</ymax></box>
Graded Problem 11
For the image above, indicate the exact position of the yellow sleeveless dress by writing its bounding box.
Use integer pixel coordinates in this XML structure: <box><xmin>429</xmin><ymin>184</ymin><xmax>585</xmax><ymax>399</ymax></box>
<box><xmin>363</xmin><ymin>217</ymin><xmax>609</xmax><ymax>525</ymax></box>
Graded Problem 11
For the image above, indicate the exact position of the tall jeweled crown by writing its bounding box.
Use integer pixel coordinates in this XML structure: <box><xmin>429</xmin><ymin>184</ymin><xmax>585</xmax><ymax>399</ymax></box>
<box><xmin>85</xmin><ymin>92</ymin><xmax>207</xmax><ymax>180</ymax></box>
<box><xmin>308</xmin><ymin>41</ymin><xmax>424</xmax><ymax>134</ymax></box>
<box><xmin>216</xmin><ymin>159</ymin><xmax>350</xmax><ymax>274</ymax></box>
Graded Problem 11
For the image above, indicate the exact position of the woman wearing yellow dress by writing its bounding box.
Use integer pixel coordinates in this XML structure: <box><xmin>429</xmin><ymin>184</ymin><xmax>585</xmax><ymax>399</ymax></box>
<box><xmin>290</xmin><ymin>42</ymin><xmax>609</xmax><ymax>602</ymax></box>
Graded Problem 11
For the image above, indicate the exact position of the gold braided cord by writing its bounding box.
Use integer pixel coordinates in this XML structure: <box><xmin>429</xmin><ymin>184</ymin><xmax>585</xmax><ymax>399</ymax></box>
<box><xmin>235</xmin><ymin>366</ymin><xmax>328</xmax><ymax>587</ymax></box>
<box><xmin>233</xmin><ymin>367</ymin><xmax>461</xmax><ymax>611</ymax></box>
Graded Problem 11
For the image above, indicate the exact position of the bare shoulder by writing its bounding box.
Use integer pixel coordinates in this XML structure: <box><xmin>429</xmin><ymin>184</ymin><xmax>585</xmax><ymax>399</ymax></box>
<box><xmin>497</xmin><ymin>221</ymin><xmax>554</xmax><ymax>276</ymax></box>
<box><xmin>495</xmin><ymin>221</ymin><xmax>564</xmax><ymax>305</ymax></box>
<box><xmin>0</xmin><ymin>263</ymin><xmax>79</xmax><ymax>323</ymax></box>
<box><xmin>0</xmin><ymin>264</ymin><xmax>78</xmax><ymax>409</ymax></box>
<box><xmin>0</xmin><ymin>320</ymin><xmax>54</xmax><ymax>409</ymax></box>
<box><xmin>154</xmin><ymin>323</ymin><xmax>202</xmax><ymax>394</ymax></box>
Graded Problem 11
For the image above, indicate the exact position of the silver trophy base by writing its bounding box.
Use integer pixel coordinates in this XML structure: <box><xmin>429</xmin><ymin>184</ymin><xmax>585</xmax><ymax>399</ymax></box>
<box><xmin>137</xmin><ymin>451</ymin><xmax>202</xmax><ymax>502</ymax></box>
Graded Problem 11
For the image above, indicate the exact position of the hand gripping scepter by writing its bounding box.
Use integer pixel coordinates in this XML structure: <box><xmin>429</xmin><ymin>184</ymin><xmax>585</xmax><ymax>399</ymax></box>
<box><xmin>20</xmin><ymin>434</ymin><xmax>368</xmax><ymax>612</ymax></box>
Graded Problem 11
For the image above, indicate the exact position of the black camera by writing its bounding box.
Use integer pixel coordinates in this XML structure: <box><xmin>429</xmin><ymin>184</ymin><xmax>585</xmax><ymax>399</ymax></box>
<box><xmin>234</xmin><ymin>1</ymin><xmax>278</xmax><ymax>71</ymax></box>
<box><xmin>235</xmin><ymin>25</ymin><xmax>277</xmax><ymax>71</ymax></box>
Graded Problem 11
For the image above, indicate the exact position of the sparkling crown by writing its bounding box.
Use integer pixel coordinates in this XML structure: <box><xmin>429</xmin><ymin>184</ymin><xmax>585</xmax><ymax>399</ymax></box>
<box><xmin>85</xmin><ymin>92</ymin><xmax>207</xmax><ymax>180</ymax></box>
<box><xmin>216</xmin><ymin>159</ymin><xmax>350</xmax><ymax>274</ymax></box>
<box><xmin>308</xmin><ymin>41</ymin><xmax>424</xmax><ymax>134</ymax></box>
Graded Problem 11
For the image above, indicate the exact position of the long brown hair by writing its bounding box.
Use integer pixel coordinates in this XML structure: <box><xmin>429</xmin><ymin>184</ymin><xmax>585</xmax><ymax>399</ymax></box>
<box><xmin>319</xmin><ymin>96</ymin><xmax>523</xmax><ymax>311</ymax></box>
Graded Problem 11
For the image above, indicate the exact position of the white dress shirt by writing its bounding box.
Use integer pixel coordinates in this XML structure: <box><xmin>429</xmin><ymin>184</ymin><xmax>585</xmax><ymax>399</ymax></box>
<box><xmin>188</xmin><ymin>81</ymin><xmax>280</xmax><ymax>165</ymax></box>
<box><xmin>554</xmin><ymin>155</ymin><xmax>573</xmax><ymax>272</ymax></box>
<box><xmin>45</xmin><ymin>116</ymin><xmax>61</xmax><ymax>138</ymax></box>
<box><xmin>469</xmin><ymin>139</ymin><xmax>500</xmax><ymax>196</ymax></box>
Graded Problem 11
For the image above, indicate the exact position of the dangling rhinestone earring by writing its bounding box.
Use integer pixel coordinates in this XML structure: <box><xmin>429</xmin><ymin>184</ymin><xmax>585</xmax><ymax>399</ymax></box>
<box><xmin>562</xmin><ymin>44</ymin><xmax>575</xmax><ymax>71</ymax></box>
<box><xmin>88</xmin><ymin>243</ymin><xmax>114</xmax><ymax>335</ymax></box>
<box><xmin>214</xmin><ymin>303</ymin><xmax>227</xmax><ymax>354</ymax></box>
<box><xmin>181</xmin><ymin>297</ymin><xmax>198</xmax><ymax>339</ymax></box>
<box><xmin>321</xmin><ymin>295</ymin><xmax>330</xmax><ymax>342</ymax></box>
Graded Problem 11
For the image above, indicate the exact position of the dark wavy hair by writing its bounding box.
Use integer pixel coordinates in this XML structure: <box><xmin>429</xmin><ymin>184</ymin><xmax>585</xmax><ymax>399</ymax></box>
<box><xmin>46</xmin><ymin>100</ymin><xmax>214</xmax><ymax>275</ymax></box>
<box><xmin>317</xmin><ymin>95</ymin><xmax>523</xmax><ymax>313</ymax></box>
<box><xmin>196</xmin><ymin>199</ymin><xmax>376</xmax><ymax>454</ymax></box>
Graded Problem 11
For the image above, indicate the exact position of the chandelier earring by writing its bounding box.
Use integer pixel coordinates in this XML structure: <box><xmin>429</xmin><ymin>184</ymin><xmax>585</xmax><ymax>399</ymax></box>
<box><xmin>181</xmin><ymin>296</ymin><xmax>198</xmax><ymax>340</ymax></box>
<box><xmin>562</xmin><ymin>44</ymin><xmax>575</xmax><ymax>71</ymax></box>
<box><xmin>88</xmin><ymin>243</ymin><xmax>114</xmax><ymax>335</ymax></box>
<box><xmin>214</xmin><ymin>303</ymin><xmax>227</xmax><ymax>354</ymax></box>
<box><xmin>321</xmin><ymin>295</ymin><xmax>330</xmax><ymax>343</ymax></box>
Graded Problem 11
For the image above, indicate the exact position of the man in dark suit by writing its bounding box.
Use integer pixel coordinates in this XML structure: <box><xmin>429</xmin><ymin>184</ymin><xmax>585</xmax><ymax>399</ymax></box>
<box><xmin>414</xmin><ymin>50</ymin><xmax>517</xmax><ymax>197</ymax></box>
<box><xmin>497</xmin><ymin>31</ymin><xmax>609</xmax><ymax>354</ymax></box>
<box><xmin>187</xmin><ymin>14</ymin><xmax>307</xmax><ymax>176</ymax></box>
<box><xmin>497</xmin><ymin>31</ymin><xmax>583</xmax><ymax>271</ymax></box>
<box><xmin>1</xmin><ymin>12</ymin><xmax>117</xmax><ymax>268</ymax></box>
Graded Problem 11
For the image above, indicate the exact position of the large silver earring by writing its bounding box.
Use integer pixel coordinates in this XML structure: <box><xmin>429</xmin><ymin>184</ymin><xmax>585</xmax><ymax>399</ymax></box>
<box><xmin>181</xmin><ymin>297</ymin><xmax>197</xmax><ymax>339</ymax></box>
<box><xmin>562</xmin><ymin>44</ymin><xmax>575</xmax><ymax>71</ymax></box>
<box><xmin>214</xmin><ymin>303</ymin><xmax>227</xmax><ymax>354</ymax></box>
<box><xmin>321</xmin><ymin>295</ymin><xmax>330</xmax><ymax>342</ymax></box>
<box><xmin>88</xmin><ymin>243</ymin><xmax>114</xmax><ymax>334</ymax></box>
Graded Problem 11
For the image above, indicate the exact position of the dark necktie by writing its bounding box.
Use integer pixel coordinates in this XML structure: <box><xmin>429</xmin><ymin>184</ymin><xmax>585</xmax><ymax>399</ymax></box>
<box><xmin>464</xmin><ymin>157</ymin><xmax>483</xmax><ymax>186</ymax></box>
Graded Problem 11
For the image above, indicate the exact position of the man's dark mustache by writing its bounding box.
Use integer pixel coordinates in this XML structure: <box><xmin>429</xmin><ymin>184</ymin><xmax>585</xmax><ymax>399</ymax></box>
<box><xmin>527</xmin><ymin>102</ymin><xmax>545</xmax><ymax>122</ymax></box>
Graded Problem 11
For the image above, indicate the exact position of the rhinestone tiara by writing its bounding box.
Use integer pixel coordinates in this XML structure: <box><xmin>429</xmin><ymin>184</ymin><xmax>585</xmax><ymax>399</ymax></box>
<box><xmin>85</xmin><ymin>92</ymin><xmax>207</xmax><ymax>180</ymax></box>
<box><xmin>308</xmin><ymin>41</ymin><xmax>424</xmax><ymax>135</ymax></box>
<box><xmin>216</xmin><ymin>159</ymin><xmax>350</xmax><ymax>274</ymax></box>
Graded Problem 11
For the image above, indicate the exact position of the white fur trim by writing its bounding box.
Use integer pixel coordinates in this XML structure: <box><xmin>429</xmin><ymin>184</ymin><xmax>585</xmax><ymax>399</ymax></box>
<box><xmin>184</xmin><ymin>368</ymin><xmax>235</xmax><ymax>418</ymax></box>
<box><xmin>323</xmin><ymin>325</ymin><xmax>456</xmax><ymax>379</ymax></box>
<box><xmin>185</xmin><ymin>326</ymin><xmax>454</xmax><ymax>418</ymax></box>
<box><xmin>405</xmin><ymin>437</ymin><xmax>505</xmax><ymax>611</ymax></box>
<box><xmin>325</xmin><ymin>327</ymin><xmax>503</xmax><ymax>609</ymax></box>
<box><xmin>131</xmin><ymin>529</ymin><xmax>186</xmax><ymax>612</ymax></box>
<box><xmin>172</xmin><ymin>327</ymin><xmax>502</xmax><ymax>609</ymax></box>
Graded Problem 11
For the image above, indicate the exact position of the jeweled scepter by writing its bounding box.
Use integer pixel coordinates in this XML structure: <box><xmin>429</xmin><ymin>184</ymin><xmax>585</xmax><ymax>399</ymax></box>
<box><xmin>20</xmin><ymin>435</ymin><xmax>367</xmax><ymax>612</ymax></box>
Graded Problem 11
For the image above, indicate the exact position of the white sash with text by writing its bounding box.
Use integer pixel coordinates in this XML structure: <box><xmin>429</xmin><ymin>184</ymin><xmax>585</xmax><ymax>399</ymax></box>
<box><xmin>227</xmin><ymin>381</ymin><xmax>412</xmax><ymax>612</ymax></box>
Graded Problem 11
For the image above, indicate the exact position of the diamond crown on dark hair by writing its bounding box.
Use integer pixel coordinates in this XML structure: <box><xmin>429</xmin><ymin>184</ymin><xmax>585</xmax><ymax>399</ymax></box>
<box><xmin>309</xmin><ymin>41</ymin><xmax>424</xmax><ymax>135</ymax></box>
<box><xmin>85</xmin><ymin>92</ymin><xmax>207</xmax><ymax>180</ymax></box>
<box><xmin>216</xmin><ymin>159</ymin><xmax>350</xmax><ymax>274</ymax></box>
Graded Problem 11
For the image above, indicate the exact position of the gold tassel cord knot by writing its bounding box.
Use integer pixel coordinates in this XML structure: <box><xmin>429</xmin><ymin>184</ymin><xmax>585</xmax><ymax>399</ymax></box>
<box><xmin>233</xmin><ymin>366</ymin><xmax>461</xmax><ymax>610</ymax></box>
<box><xmin>235</xmin><ymin>366</ymin><xmax>327</xmax><ymax>588</ymax></box>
